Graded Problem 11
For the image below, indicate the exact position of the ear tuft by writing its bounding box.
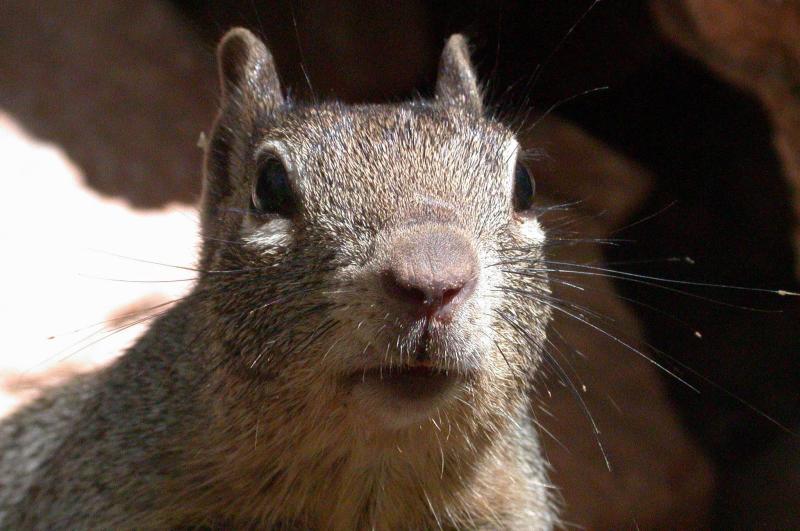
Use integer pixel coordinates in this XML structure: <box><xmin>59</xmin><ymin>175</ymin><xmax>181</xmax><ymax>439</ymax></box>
<box><xmin>217</xmin><ymin>27</ymin><xmax>283</xmax><ymax>109</ymax></box>
<box><xmin>435</xmin><ymin>34</ymin><xmax>482</xmax><ymax>114</ymax></box>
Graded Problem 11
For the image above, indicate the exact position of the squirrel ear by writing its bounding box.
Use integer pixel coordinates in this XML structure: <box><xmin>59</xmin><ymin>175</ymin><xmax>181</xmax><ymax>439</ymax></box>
<box><xmin>217</xmin><ymin>27</ymin><xmax>284</xmax><ymax>109</ymax></box>
<box><xmin>435</xmin><ymin>34</ymin><xmax>482</xmax><ymax>114</ymax></box>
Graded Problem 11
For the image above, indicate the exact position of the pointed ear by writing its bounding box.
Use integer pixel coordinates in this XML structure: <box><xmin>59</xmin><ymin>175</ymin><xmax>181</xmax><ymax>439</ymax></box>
<box><xmin>435</xmin><ymin>34</ymin><xmax>482</xmax><ymax>114</ymax></box>
<box><xmin>217</xmin><ymin>27</ymin><xmax>284</xmax><ymax>109</ymax></box>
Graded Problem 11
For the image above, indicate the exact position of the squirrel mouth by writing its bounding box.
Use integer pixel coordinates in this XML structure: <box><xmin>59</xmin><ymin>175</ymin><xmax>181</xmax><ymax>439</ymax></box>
<box><xmin>360</xmin><ymin>330</ymin><xmax>458</xmax><ymax>399</ymax></box>
<box><xmin>347</xmin><ymin>335</ymin><xmax>475</xmax><ymax>428</ymax></box>
<box><xmin>356</xmin><ymin>362</ymin><xmax>455</xmax><ymax>402</ymax></box>
<box><xmin>347</xmin><ymin>330</ymin><xmax>473</xmax><ymax>421</ymax></box>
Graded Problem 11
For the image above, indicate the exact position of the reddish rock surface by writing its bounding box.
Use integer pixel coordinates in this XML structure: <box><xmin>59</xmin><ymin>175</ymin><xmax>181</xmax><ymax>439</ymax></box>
<box><xmin>0</xmin><ymin>0</ymin><xmax>216</xmax><ymax>207</ymax></box>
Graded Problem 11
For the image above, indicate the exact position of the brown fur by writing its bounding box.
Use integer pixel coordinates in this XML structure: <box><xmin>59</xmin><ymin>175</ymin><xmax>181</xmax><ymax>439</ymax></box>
<box><xmin>0</xmin><ymin>30</ymin><xmax>555</xmax><ymax>529</ymax></box>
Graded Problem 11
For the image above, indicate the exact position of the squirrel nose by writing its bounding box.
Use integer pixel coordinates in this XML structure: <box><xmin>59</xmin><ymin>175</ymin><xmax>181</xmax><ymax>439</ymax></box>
<box><xmin>382</xmin><ymin>226</ymin><xmax>478</xmax><ymax>321</ymax></box>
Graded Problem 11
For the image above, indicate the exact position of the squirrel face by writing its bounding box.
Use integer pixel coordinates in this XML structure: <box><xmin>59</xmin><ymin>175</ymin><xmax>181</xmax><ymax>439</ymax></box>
<box><xmin>199</xmin><ymin>29</ymin><xmax>550</xmax><ymax>432</ymax></box>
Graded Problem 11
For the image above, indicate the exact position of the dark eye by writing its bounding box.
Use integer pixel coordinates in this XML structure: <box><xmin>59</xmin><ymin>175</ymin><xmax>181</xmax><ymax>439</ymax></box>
<box><xmin>251</xmin><ymin>155</ymin><xmax>297</xmax><ymax>217</ymax></box>
<box><xmin>512</xmin><ymin>161</ymin><xmax>535</xmax><ymax>212</ymax></box>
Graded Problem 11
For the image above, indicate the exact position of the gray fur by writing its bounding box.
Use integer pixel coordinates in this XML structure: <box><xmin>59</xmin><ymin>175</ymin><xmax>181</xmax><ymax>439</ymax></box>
<box><xmin>0</xmin><ymin>29</ymin><xmax>555</xmax><ymax>529</ymax></box>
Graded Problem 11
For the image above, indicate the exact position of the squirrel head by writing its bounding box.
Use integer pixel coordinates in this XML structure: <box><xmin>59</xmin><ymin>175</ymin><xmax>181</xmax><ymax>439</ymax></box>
<box><xmin>197</xmin><ymin>28</ymin><xmax>549</xmax><ymax>432</ymax></box>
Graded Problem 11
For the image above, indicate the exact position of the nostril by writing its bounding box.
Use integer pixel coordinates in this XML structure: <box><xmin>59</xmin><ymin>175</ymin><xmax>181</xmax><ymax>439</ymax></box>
<box><xmin>435</xmin><ymin>276</ymin><xmax>477</xmax><ymax>321</ymax></box>
<box><xmin>441</xmin><ymin>286</ymin><xmax>462</xmax><ymax>307</ymax></box>
<box><xmin>381</xmin><ymin>267</ymin><xmax>478</xmax><ymax>321</ymax></box>
<box><xmin>381</xmin><ymin>271</ymin><xmax>428</xmax><ymax>308</ymax></box>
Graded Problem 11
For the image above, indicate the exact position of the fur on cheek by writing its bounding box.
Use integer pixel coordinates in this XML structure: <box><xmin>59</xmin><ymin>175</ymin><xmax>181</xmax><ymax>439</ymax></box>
<box><xmin>242</xmin><ymin>217</ymin><xmax>294</xmax><ymax>250</ymax></box>
<box><xmin>517</xmin><ymin>216</ymin><xmax>546</xmax><ymax>244</ymax></box>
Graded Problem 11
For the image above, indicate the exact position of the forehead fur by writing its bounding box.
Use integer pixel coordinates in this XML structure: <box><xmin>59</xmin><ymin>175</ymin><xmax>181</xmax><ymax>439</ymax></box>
<box><xmin>254</xmin><ymin>101</ymin><xmax>517</xmax><ymax>234</ymax></box>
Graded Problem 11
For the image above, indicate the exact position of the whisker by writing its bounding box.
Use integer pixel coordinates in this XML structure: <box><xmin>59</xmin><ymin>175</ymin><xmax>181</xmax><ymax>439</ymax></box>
<box><xmin>543</xmin><ymin>259</ymin><xmax>799</xmax><ymax>297</ymax></box>
<box><xmin>88</xmin><ymin>249</ymin><xmax>256</xmax><ymax>275</ymax></box>
<box><xmin>46</xmin><ymin>297</ymin><xmax>185</xmax><ymax>340</ymax></box>
<box><xmin>609</xmin><ymin>200</ymin><xmax>678</xmax><ymax>236</ymax></box>
<box><xmin>496</xmin><ymin>281</ymin><xmax>800</xmax><ymax>436</ymax></box>
<box><xmin>77</xmin><ymin>274</ymin><xmax>198</xmax><ymax>284</ymax></box>
<box><xmin>503</xmin><ymin>265</ymin><xmax>790</xmax><ymax>312</ymax></box>
<box><xmin>527</xmin><ymin>0</ymin><xmax>604</xmax><ymax>95</ymax></box>
<box><xmin>538</xmin><ymin>274</ymin><xmax>705</xmax><ymax>336</ymax></box>
<box><xmin>504</xmin><ymin>287</ymin><xmax>698</xmax><ymax>391</ymax></box>
<box><xmin>36</xmin><ymin>306</ymin><xmax>175</xmax><ymax>373</ymax></box>
<box><xmin>526</xmin><ymin>86</ymin><xmax>610</xmax><ymax>134</ymax></box>
<box><xmin>498</xmin><ymin>310</ymin><xmax>611</xmax><ymax>471</ymax></box>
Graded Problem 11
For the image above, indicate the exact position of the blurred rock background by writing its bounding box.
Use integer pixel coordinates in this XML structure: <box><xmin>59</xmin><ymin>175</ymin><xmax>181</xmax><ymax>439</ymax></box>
<box><xmin>0</xmin><ymin>0</ymin><xmax>798</xmax><ymax>528</ymax></box>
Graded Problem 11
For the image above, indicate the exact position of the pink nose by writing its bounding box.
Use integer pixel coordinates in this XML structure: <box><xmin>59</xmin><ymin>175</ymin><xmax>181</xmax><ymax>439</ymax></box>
<box><xmin>382</xmin><ymin>226</ymin><xmax>478</xmax><ymax>321</ymax></box>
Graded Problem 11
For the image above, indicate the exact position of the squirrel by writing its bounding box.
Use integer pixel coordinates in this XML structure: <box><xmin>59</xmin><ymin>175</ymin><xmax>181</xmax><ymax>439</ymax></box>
<box><xmin>0</xmin><ymin>29</ymin><xmax>555</xmax><ymax>529</ymax></box>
